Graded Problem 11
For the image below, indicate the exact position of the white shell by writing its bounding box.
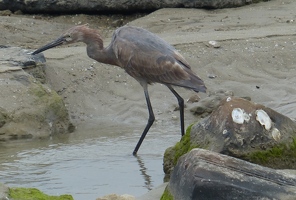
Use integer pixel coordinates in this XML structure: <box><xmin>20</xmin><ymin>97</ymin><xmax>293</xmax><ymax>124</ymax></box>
<box><xmin>232</xmin><ymin>108</ymin><xmax>244</xmax><ymax>124</ymax></box>
<box><xmin>226</xmin><ymin>97</ymin><xmax>232</xmax><ymax>102</ymax></box>
<box><xmin>208</xmin><ymin>40</ymin><xmax>221</xmax><ymax>48</ymax></box>
<box><xmin>243</xmin><ymin>113</ymin><xmax>251</xmax><ymax>122</ymax></box>
<box><xmin>271</xmin><ymin>128</ymin><xmax>281</xmax><ymax>141</ymax></box>
<box><xmin>256</xmin><ymin>109</ymin><xmax>272</xmax><ymax>130</ymax></box>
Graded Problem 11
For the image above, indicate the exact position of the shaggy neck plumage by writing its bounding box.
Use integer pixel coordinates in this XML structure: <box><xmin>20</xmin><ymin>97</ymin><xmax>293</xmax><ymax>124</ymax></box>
<box><xmin>83</xmin><ymin>29</ymin><xmax>117</xmax><ymax>66</ymax></box>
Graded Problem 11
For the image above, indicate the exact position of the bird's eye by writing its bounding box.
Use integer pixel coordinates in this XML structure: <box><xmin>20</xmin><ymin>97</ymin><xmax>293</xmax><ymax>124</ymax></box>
<box><xmin>65</xmin><ymin>35</ymin><xmax>72</xmax><ymax>42</ymax></box>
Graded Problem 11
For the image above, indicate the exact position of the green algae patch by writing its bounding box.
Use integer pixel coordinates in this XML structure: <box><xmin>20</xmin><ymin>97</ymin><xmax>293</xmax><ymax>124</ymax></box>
<box><xmin>172</xmin><ymin>124</ymin><xmax>199</xmax><ymax>165</ymax></box>
<box><xmin>163</xmin><ymin>124</ymin><xmax>200</xmax><ymax>174</ymax></box>
<box><xmin>9</xmin><ymin>187</ymin><xmax>73</xmax><ymax>200</ymax></box>
<box><xmin>30</xmin><ymin>82</ymin><xmax>48</xmax><ymax>98</ymax></box>
<box><xmin>30</xmin><ymin>82</ymin><xmax>67</xmax><ymax>119</ymax></box>
<box><xmin>160</xmin><ymin>187</ymin><xmax>173</xmax><ymax>200</ymax></box>
<box><xmin>0</xmin><ymin>107</ymin><xmax>9</xmax><ymax>128</ymax></box>
<box><xmin>243</xmin><ymin>137</ymin><xmax>296</xmax><ymax>169</ymax></box>
<box><xmin>28</xmin><ymin>81</ymin><xmax>70</xmax><ymax>133</ymax></box>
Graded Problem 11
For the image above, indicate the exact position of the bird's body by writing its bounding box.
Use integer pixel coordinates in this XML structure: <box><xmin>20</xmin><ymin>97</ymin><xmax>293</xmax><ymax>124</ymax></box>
<box><xmin>112</xmin><ymin>26</ymin><xmax>205</xmax><ymax>91</ymax></box>
<box><xmin>32</xmin><ymin>24</ymin><xmax>206</xmax><ymax>155</ymax></box>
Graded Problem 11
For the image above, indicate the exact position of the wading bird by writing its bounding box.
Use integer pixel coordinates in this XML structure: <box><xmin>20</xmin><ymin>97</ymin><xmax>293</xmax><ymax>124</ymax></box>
<box><xmin>32</xmin><ymin>24</ymin><xmax>206</xmax><ymax>155</ymax></box>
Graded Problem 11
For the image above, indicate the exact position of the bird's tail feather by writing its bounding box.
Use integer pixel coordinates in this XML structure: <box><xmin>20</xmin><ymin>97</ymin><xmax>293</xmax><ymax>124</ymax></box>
<box><xmin>172</xmin><ymin>79</ymin><xmax>206</xmax><ymax>93</ymax></box>
<box><xmin>176</xmin><ymin>71</ymin><xmax>207</xmax><ymax>93</ymax></box>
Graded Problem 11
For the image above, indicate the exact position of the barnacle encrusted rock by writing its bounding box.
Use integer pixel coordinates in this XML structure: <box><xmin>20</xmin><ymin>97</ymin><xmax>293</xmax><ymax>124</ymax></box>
<box><xmin>164</xmin><ymin>97</ymin><xmax>296</xmax><ymax>174</ymax></box>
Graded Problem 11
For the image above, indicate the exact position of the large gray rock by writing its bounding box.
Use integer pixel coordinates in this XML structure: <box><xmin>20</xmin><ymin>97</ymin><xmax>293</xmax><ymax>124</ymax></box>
<box><xmin>1</xmin><ymin>0</ymin><xmax>255</xmax><ymax>13</ymax></box>
<box><xmin>164</xmin><ymin>96</ymin><xmax>296</xmax><ymax>174</ymax></box>
<box><xmin>191</xmin><ymin>96</ymin><xmax>296</xmax><ymax>168</ymax></box>
<box><xmin>0</xmin><ymin>46</ymin><xmax>74</xmax><ymax>141</ymax></box>
<box><xmin>165</xmin><ymin>148</ymin><xmax>296</xmax><ymax>200</ymax></box>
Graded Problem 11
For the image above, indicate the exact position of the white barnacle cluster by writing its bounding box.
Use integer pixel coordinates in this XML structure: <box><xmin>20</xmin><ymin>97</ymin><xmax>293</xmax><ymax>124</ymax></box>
<box><xmin>231</xmin><ymin>108</ymin><xmax>251</xmax><ymax>124</ymax></box>
<box><xmin>255</xmin><ymin>109</ymin><xmax>281</xmax><ymax>141</ymax></box>
<box><xmin>271</xmin><ymin>128</ymin><xmax>281</xmax><ymax>142</ymax></box>
<box><xmin>230</xmin><ymin>108</ymin><xmax>281</xmax><ymax>142</ymax></box>
<box><xmin>255</xmin><ymin>110</ymin><xmax>271</xmax><ymax>130</ymax></box>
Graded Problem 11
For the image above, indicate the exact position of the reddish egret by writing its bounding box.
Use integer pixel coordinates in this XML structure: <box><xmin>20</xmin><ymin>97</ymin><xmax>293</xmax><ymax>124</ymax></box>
<box><xmin>32</xmin><ymin>24</ymin><xmax>206</xmax><ymax>155</ymax></box>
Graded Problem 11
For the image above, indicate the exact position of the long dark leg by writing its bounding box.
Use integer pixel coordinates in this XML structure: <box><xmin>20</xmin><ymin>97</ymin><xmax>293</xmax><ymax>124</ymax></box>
<box><xmin>167</xmin><ymin>85</ymin><xmax>185</xmax><ymax>136</ymax></box>
<box><xmin>133</xmin><ymin>84</ymin><xmax>155</xmax><ymax>155</ymax></box>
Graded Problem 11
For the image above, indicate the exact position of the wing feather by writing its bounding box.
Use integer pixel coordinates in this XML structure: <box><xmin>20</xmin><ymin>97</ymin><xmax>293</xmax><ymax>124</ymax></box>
<box><xmin>112</xmin><ymin>26</ymin><xmax>206</xmax><ymax>92</ymax></box>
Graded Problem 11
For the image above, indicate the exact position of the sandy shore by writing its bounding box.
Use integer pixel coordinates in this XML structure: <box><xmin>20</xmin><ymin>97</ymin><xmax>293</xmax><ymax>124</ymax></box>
<box><xmin>1</xmin><ymin>0</ymin><xmax>296</xmax><ymax>131</ymax></box>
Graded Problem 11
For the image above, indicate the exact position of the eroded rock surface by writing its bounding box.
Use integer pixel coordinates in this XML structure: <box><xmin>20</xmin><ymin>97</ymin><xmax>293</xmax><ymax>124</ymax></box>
<box><xmin>0</xmin><ymin>0</ymin><xmax>256</xmax><ymax>13</ymax></box>
<box><xmin>0</xmin><ymin>46</ymin><xmax>73</xmax><ymax>141</ymax></box>
<box><xmin>165</xmin><ymin>148</ymin><xmax>296</xmax><ymax>200</ymax></box>
<box><xmin>164</xmin><ymin>97</ymin><xmax>296</xmax><ymax>174</ymax></box>
<box><xmin>192</xmin><ymin>96</ymin><xmax>296</xmax><ymax>168</ymax></box>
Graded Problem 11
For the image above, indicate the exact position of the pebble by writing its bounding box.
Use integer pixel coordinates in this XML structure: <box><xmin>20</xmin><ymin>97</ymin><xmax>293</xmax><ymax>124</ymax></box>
<box><xmin>207</xmin><ymin>40</ymin><xmax>221</xmax><ymax>48</ymax></box>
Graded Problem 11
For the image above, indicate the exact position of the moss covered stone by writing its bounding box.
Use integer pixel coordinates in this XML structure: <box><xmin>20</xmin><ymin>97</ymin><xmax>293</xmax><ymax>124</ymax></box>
<box><xmin>160</xmin><ymin>187</ymin><xmax>173</xmax><ymax>200</ymax></box>
<box><xmin>163</xmin><ymin>124</ymin><xmax>199</xmax><ymax>174</ymax></box>
<box><xmin>30</xmin><ymin>82</ymin><xmax>67</xmax><ymax>119</ymax></box>
<box><xmin>9</xmin><ymin>187</ymin><xmax>73</xmax><ymax>200</ymax></box>
<box><xmin>27</xmin><ymin>81</ymin><xmax>71</xmax><ymax>135</ymax></box>
<box><xmin>0</xmin><ymin>108</ymin><xmax>9</xmax><ymax>128</ymax></box>
<box><xmin>186</xmin><ymin>97</ymin><xmax>296</xmax><ymax>170</ymax></box>
<box><xmin>243</xmin><ymin>137</ymin><xmax>296</xmax><ymax>169</ymax></box>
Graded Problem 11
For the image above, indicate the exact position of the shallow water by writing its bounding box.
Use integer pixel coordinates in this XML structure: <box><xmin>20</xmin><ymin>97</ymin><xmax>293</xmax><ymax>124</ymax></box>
<box><xmin>0</xmin><ymin>125</ymin><xmax>179</xmax><ymax>200</ymax></box>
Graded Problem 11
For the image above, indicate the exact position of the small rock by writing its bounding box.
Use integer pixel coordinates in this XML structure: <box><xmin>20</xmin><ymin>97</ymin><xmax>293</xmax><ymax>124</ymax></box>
<box><xmin>173</xmin><ymin>104</ymin><xmax>186</xmax><ymax>111</ymax></box>
<box><xmin>207</xmin><ymin>73</ymin><xmax>217</xmax><ymax>79</ymax></box>
<box><xmin>0</xmin><ymin>10</ymin><xmax>12</xmax><ymax>16</ymax></box>
<box><xmin>206</xmin><ymin>40</ymin><xmax>221</xmax><ymax>48</ymax></box>
<box><xmin>190</xmin><ymin>90</ymin><xmax>234</xmax><ymax>116</ymax></box>
<box><xmin>171</xmin><ymin>115</ymin><xmax>178</xmax><ymax>120</ymax></box>
<box><xmin>13</xmin><ymin>10</ymin><xmax>23</xmax><ymax>15</ymax></box>
<box><xmin>187</xmin><ymin>94</ymin><xmax>200</xmax><ymax>103</ymax></box>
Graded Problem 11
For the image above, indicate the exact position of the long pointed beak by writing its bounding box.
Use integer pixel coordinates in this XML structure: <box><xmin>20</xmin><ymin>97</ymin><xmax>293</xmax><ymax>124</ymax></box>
<box><xmin>32</xmin><ymin>36</ymin><xmax>66</xmax><ymax>55</ymax></box>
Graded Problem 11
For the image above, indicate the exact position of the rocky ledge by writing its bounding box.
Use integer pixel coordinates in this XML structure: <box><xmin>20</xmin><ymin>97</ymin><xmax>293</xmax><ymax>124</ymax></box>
<box><xmin>163</xmin><ymin>95</ymin><xmax>296</xmax><ymax>199</ymax></box>
<box><xmin>163</xmin><ymin>148</ymin><xmax>296</xmax><ymax>200</ymax></box>
<box><xmin>0</xmin><ymin>46</ymin><xmax>74</xmax><ymax>142</ymax></box>
<box><xmin>1</xmin><ymin>0</ymin><xmax>260</xmax><ymax>13</ymax></box>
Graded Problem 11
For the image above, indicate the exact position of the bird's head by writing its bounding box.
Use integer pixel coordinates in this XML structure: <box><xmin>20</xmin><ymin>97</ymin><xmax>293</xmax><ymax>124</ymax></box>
<box><xmin>32</xmin><ymin>24</ymin><xmax>90</xmax><ymax>55</ymax></box>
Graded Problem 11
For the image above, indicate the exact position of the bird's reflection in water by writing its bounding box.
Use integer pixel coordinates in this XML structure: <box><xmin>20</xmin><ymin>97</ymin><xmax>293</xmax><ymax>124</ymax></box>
<box><xmin>135</xmin><ymin>155</ymin><xmax>153</xmax><ymax>191</ymax></box>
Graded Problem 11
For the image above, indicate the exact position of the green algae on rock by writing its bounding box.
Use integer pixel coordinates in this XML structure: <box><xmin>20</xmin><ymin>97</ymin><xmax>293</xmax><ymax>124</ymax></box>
<box><xmin>0</xmin><ymin>47</ymin><xmax>74</xmax><ymax>142</ymax></box>
<box><xmin>9</xmin><ymin>187</ymin><xmax>73</xmax><ymax>200</ymax></box>
<box><xmin>242</xmin><ymin>137</ymin><xmax>296</xmax><ymax>169</ymax></box>
<box><xmin>163</xmin><ymin>97</ymin><xmax>296</xmax><ymax>175</ymax></box>
<box><xmin>163</xmin><ymin>124</ymin><xmax>199</xmax><ymax>175</ymax></box>
<box><xmin>189</xmin><ymin>97</ymin><xmax>296</xmax><ymax>170</ymax></box>
<box><xmin>160</xmin><ymin>187</ymin><xmax>173</xmax><ymax>200</ymax></box>
<box><xmin>164</xmin><ymin>148</ymin><xmax>296</xmax><ymax>200</ymax></box>
<box><xmin>29</xmin><ymin>81</ymin><xmax>71</xmax><ymax>134</ymax></box>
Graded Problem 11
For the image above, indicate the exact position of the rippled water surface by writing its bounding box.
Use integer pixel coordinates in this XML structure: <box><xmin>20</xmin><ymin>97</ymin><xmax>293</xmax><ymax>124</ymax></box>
<box><xmin>0</xmin><ymin>125</ymin><xmax>179</xmax><ymax>200</ymax></box>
